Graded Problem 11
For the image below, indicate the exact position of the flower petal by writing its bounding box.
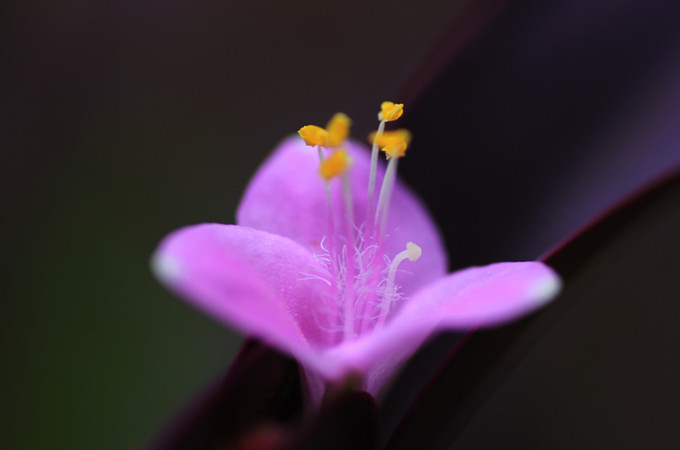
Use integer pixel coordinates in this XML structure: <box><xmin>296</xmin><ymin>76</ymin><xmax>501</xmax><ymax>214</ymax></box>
<box><xmin>402</xmin><ymin>261</ymin><xmax>561</xmax><ymax>329</ymax></box>
<box><xmin>152</xmin><ymin>224</ymin><xmax>335</xmax><ymax>356</ymax></box>
<box><xmin>324</xmin><ymin>262</ymin><xmax>560</xmax><ymax>394</ymax></box>
<box><xmin>237</xmin><ymin>136</ymin><xmax>448</xmax><ymax>296</ymax></box>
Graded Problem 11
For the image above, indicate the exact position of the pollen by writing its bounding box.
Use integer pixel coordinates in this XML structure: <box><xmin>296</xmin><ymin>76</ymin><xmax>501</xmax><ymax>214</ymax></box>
<box><xmin>326</xmin><ymin>113</ymin><xmax>352</xmax><ymax>147</ymax></box>
<box><xmin>378</xmin><ymin>101</ymin><xmax>404</xmax><ymax>122</ymax></box>
<box><xmin>298</xmin><ymin>125</ymin><xmax>329</xmax><ymax>147</ymax></box>
<box><xmin>368</xmin><ymin>129</ymin><xmax>412</xmax><ymax>159</ymax></box>
<box><xmin>319</xmin><ymin>149</ymin><xmax>352</xmax><ymax>180</ymax></box>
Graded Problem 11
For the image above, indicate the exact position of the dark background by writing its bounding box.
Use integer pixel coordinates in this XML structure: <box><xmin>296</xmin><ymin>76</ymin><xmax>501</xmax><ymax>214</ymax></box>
<box><xmin>2</xmin><ymin>0</ymin><xmax>458</xmax><ymax>448</ymax></box>
<box><xmin>4</xmin><ymin>0</ymin><xmax>680</xmax><ymax>448</ymax></box>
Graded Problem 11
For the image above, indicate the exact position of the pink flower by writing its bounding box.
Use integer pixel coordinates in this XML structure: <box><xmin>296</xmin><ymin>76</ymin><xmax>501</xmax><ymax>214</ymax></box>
<box><xmin>152</xmin><ymin>108</ymin><xmax>561</xmax><ymax>398</ymax></box>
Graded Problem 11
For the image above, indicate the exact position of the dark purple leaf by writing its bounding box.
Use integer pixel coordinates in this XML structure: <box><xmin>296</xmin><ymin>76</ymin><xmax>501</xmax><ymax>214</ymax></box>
<box><xmin>148</xmin><ymin>339</ymin><xmax>303</xmax><ymax>450</ymax></box>
<box><xmin>399</xmin><ymin>0</ymin><xmax>680</xmax><ymax>268</ymax></box>
<box><xmin>383</xmin><ymin>169</ymin><xmax>680</xmax><ymax>449</ymax></box>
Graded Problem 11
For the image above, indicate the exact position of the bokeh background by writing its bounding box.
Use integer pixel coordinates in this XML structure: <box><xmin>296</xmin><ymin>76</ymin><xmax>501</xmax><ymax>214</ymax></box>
<box><xmin>4</xmin><ymin>0</ymin><xmax>680</xmax><ymax>448</ymax></box>
<box><xmin>2</xmin><ymin>0</ymin><xmax>459</xmax><ymax>448</ymax></box>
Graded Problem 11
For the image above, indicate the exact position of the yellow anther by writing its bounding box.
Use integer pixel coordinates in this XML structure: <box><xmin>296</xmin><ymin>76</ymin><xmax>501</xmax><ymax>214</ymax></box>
<box><xmin>326</xmin><ymin>113</ymin><xmax>352</xmax><ymax>148</ymax></box>
<box><xmin>319</xmin><ymin>149</ymin><xmax>352</xmax><ymax>180</ymax></box>
<box><xmin>368</xmin><ymin>129</ymin><xmax>412</xmax><ymax>159</ymax></box>
<box><xmin>378</xmin><ymin>101</ymin><xmax>404</xmax><ymax>122</ymax></box>
<box><xmin>298</xmin><ymin>125</ymin><xmax>329</xmax><ymax>147</ymax></box>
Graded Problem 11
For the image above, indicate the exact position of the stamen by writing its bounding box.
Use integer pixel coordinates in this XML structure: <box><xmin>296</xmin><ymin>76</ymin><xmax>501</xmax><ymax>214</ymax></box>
<box><xmin>341</xmin><ymin>171</ymin><xmax>355</xmax><ymax>231</ymax></box>
<box><xmin>341</xmin><ymin>164</ymin><xmax>358</xmax><ymax>340</ymax></box>
<box><xmin>319</xmin><ymin>149</ymin><xmax>352</xmax><ymax>180</ymax></box>
<box><xmin>373</xmin><ymin>130</ymin><xmax>411</xmax><ymax>235</ymax></box>
<box><xmin>378</xmin><ymin>101</ymin><xmax>404</xmax><ymax>122</ymax></box>
<box><xmin>299</xmin><ymin>125</ymin><xmax>329</xmax><ymax>147</ymax></box>
<box><xmin>363</xmin><ymin>101</ymin><xmax>407</xmax><ymax>334</ymax></box>
<box><xmin>366</xmin><ymin>119</ymin><xmax>385</xmax><ymax>228</ymax></box>
<box><xmin>368</xmin><ymin>103</ymin><xmax>408</xmax><ymax>237</ymax></box>
<box><xmin>371</xmin><ymin>129</ymin><xmax>412</xmax><ymax>160</ymax></box>
<box><xmin>326</xmin><ymin>113</ymin><xmax>352</xmax><ymax>148</ymax></box>
<box><xmin>375</xmin><ymin>242</ymin><xmax>422</xmax><ymax>328</ymax></box>
<box><xmin>299</xmin><ymin>113</ymin><xmax>352</xmax><ymax>149</ymax></box>
<box><xmin>375</xmin><ymin>156</ymin><xmax>398</xmax><ymax>236</ymax></box>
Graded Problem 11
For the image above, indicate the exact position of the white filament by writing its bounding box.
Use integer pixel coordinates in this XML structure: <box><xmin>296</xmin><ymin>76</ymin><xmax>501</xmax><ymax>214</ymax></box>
<box><xmin>367</xmin><ymin>119</ymin><xmax>386</xmax><ymax>228</ymax></box>
<box><xmin>374</xmin><ymin>156</ymin><xmax>399</xmax><ymax>236</ymax></box>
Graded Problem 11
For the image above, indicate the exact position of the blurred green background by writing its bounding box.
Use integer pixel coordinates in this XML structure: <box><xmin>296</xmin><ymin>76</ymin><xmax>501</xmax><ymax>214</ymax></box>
<box><xmin>2</xmin><ymin>0</ymin><xmax>458</xmax><ymax>447</ymax></box>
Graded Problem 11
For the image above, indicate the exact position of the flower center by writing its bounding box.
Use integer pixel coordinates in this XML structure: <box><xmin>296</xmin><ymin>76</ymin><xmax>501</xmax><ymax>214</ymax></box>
<box><xmin>299</xmin><ymin>103</ymin><xmax>420</xmax><ymax>343</ymax></box>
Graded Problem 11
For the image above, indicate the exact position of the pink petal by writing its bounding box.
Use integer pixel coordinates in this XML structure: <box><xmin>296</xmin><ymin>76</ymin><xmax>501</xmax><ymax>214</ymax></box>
<box><xmin>325</xmin><ymin>262</ymin><xmax>560</xmax><ymax>394</ymax></box>
<box><xmin>402</xmin><ymin>261</ymin><xmax>561</xmax><ymax>329</ymax></box>
<box><xmin>236</xmin><ymin>136</ymin><xmax>448</xmax><ymax>297</ymax></box>
<box><xmin>152</xmin><ymin>224</ymin><xmax>336</xmax><ymax>358</ymax></box>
